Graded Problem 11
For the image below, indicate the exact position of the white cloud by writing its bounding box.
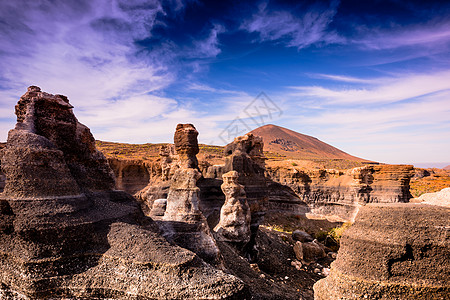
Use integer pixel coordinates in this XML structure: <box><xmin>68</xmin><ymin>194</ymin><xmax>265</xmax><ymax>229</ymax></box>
<box><xmin>289</xmin><ymin>71</ymin><xmax>450</xmax><ymax>105</ymax></box>
<box><xmin>241</xmin><ymin>0</ymin><xmax>343</xmax><ymax>49</ymax></box>
<box><xmin>280</xmin><ymin>72</ymin><xmax>450</xmax><ymax>163</ymax></box>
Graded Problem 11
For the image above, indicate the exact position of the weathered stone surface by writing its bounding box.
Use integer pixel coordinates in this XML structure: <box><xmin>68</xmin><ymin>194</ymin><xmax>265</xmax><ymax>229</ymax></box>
<box><xmin>214</xmin><ymin>171</ymin><xmax>251</xmax><ymax>243</ymax></box>
<box><xmin>292</xmin><ymin>230</ymin><xmax>313</xmax><ymax>243</ymax></box>
<box><xmin>223</xmin><ymin>134</ymin><xmax>268</xmax><ymax>255</ymax></box>
<box><xmin>108</xmin><ymin>158</ymin><xmax>154</xmax><ymax>194</ymax></box>
<box><xmin>174</xmin><ymin>123</ymin><xmax>199</xmax><ymax>168</ymax></box>
<box><xmin>3</xmin><ymin>86</ymin><xmax>115</xmax><ymax>197</ymax></box>
<box><xmin>151</xmin><ymin>198</ymin><xmax>167</xmax><ymax>216</ymax></box>
<box><xmin>293</xmin><ymin>241</ymin><xmax>303</xmax><ymax>261</ymax></box>
<box><xmin>314</xmin><ymin>203</ymin><xmax>450</xmax><ymax>299</ymax></box>
<box><xmin>161</xmin><ymin>124</ymin><xmax>221</xmax><ymax>265</ymax></box>
<box><xmin>0</xmin><ymin>87</ymin><xmax>246</xmax><ymax>299</ymax></box>
<box><xmin>267</xmin><ymin>164</ymin><xmax>414</xmax><ymax>222</ymax></box>
<box><xmin>302</xmin><ymin>241</ymin><xmax>326</xmax><ymax>262</ymax></box>
<box><xmin>164</xmin><ymin>168</ymin><xmax>203</xmax><ymax>222</ymax></box>
<box><xmin>134</xmin><ymin>144</ymin><xmax>179</xmax><ymax>213</ymax></box>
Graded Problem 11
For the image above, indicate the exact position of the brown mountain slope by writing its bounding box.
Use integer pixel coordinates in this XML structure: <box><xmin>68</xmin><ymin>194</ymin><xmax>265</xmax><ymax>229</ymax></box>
<box><xmin>250</xmin><ymin>124</ymin><xmax>366</xmax><ymax>161</ymax></box>
<box><xmin>444</xmin><ymin>165</ymin><xmax>450</xmax><ymax>170</ymax></box>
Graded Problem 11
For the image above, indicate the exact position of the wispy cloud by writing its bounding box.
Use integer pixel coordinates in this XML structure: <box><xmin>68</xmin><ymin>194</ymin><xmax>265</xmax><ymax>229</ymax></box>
<box><xmin>279</xmin><ymin>71</ymin><xmax>450</xmax><ymax>163</ymax></box>
<box><xmin>289</xmin><ymin>71</ymin><xmax>450</xmax><ymax>105</ymax></box>
<box><xmin>188</xmin><ymin>24</ymin><xmax>225</xmax><ymax>59</ymax></box>
<box><xmin>0</xmin><ymin>0</ymin><xmax>221</xmax><ymax>142</ymax></box>
<box><xmin>240</xmin><ymin>0</ymin><xmax>343</xmax><ymax>49</ymax></box>
<box><xmin>355</xmin><ymin>21</ymin><xmax>450</xmax><ymax>50</ymax></box>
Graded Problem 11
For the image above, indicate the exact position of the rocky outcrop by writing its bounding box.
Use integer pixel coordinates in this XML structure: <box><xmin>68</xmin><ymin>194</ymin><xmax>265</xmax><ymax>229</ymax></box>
<box><xmin>0</xmin><ymin>87</ymin><xmax>245</xmax><ymax>299</ymax></box>
<box><xmin>267</xmin><ymin>164</ymin><xmax>414</xmax><ymax>222</ymax></box>
<box><xmin>223</xmin><ymin>133</ymin><xmax>268</xmax><ymax>260</ymax></box>
<box><xmin>174</xmin><ymin>123</ymin><xmax>199</xmax><ymax>168</ymax></box>
<box><xmin>214</xmin><ymin>171</ymin><xmax>251</xmax><ymax>243</ymax></box>
<box><xmin>313</xmin><ymin>203</ymin><xmax>450</xmax><ymax>299</ymax></box>
<box><xmin>160</xmin><ymin>124</ymin><xmax>221</xmax><ymax>265</ymax></box>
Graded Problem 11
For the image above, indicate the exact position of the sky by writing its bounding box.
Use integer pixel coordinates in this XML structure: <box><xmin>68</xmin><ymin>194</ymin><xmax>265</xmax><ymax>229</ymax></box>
<box><xmin>0</xmin><ymin>0</ymin><xmax>449</xmax><ymax>166</ymax></box>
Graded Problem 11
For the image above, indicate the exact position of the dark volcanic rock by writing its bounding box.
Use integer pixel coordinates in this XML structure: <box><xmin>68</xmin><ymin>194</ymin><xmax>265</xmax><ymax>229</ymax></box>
<box><xmin>314</xmin><ymin>203</ymin><xmax>450</xmax><ymax>299</ymax></box>
<box><xmin>0</xmin><ymin>87</ymin><xmax>245</xmax><ymax>299</ymax></box>
<box><xmin>292</xmin><ymin>230</ymin><xmax>313</xmax><ymax>243</ymax></box>
<box><xmin>4</xmin><ymin>86</ymin><xmax>115</xmax><ymax>196</ymax></box>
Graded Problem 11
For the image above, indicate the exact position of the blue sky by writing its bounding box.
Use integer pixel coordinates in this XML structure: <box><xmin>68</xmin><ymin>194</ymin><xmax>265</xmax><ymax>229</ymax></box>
<box><xmin>0</xmin><ymin>0</ymin><xmax>449</xmax><ymax>166</ymax></box>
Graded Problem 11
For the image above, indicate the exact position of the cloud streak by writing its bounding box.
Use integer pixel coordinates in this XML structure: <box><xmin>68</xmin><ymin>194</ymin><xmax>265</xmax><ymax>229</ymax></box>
<box><xmin>355</xmin><ymin>21</ymin><xmax>450</xmax><ymax>50</ymax></box>
<box><xmin>289</xmin><ymin>71</ymin><xmax>450</xmax><ymax>105</ymax></box>
<box><xmin>240</xmin><ymin>0</ymin><xmax>343</xmax><ymax>49</ymax></box>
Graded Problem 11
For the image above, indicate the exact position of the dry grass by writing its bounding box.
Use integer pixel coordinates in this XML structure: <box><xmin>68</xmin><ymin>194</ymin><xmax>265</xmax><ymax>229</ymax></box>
<box><xmin>410</xmin><ymin>170</ymin><xmax>450</xmax><ymax>197</ymax></box>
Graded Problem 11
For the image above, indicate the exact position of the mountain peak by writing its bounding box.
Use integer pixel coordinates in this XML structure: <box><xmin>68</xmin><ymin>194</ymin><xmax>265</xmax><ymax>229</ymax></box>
<box><xmin>250</xmin><ymin>124</ymin><xmax>365</xmax><ymax>161</ymax></box>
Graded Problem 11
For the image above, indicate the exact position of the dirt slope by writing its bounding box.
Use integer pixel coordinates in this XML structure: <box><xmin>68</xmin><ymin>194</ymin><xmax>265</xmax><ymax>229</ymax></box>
<box><xmin>250</xmin><ymin>124</ymin><xmax>365</xmax><ymax>161</ymax></box>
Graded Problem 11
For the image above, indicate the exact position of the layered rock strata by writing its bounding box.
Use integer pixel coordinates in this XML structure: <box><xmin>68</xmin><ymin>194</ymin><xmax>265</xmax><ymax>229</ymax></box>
<box><xmin>214</xmin><ymin>171</ymin><xmax>251</xmax><ymax>243</ymax></box>
<box><xmin>314</xmin><ymin>203</ymin><xmax>450</xmax><ymax>299</ymax></box>
<box><xmin>267</xmin><ymin>164</ymin><xmax>414</xmax><ymax>222</ymax></box>
<box><xmin>161</xmin><ymin>124</ymin><xmax>221</xmax><ymax>265</ymax></box>
<box><xmin>0</xmin><ymin>87</ymin><xmax>245</xmax><ymax>299</ymax></box>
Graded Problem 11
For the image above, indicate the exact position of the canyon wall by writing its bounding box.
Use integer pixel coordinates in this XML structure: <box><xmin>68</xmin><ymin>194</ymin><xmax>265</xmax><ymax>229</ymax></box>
<box><xmin>267</xmin><ymin>164</ymin><xmax>414</xmax><ymax>222</ymax></box>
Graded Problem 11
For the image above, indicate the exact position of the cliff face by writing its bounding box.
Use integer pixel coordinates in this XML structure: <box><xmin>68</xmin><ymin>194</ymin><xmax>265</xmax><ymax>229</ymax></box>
<box><xmin>314</xmin><ymin>202</ymin><xmax>450</xmax><ymax>299</ymax></box>
<box><xmin>0</xmin><ymin>87</ymin><xmax>246</xmax><ymax>299</ymax></box>
<box><xmin>267</xmin><ymin>164</ymin><xmax>414</xmax><ymax>222</ymax></box>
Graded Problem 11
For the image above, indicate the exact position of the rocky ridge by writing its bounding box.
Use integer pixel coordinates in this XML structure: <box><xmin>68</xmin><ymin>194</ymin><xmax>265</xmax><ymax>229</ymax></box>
<box><xmin>267</xmin><ymin>164</ymin><xmax>414</xmax><ymax>222</ymax></box>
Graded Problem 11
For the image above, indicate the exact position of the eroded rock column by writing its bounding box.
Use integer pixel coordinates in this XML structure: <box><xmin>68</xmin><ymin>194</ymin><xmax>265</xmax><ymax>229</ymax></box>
<box><xmin>162</xmin><ymin>124</ymin><xmax>221</xmax><ymax>265</ymax></box>
<box><xmin>214</xmin><ymin>171</ymin><xmax>251</xmax><ymax>243</ymax></box>
<box><xmin>224</xmin><ymin>133</ymin><xmax>268</xmax><ymax>260</ymax></box>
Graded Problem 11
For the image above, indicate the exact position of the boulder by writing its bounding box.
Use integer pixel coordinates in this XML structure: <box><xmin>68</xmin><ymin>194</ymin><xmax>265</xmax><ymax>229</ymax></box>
<box><xmin>292</xmin><ymin>230</ymin><xmax>313</xmax><ymax>243</ymax></box>
<box><xmin>151</xmin><ymin>198</ymin><xmax>167</xmax><ymax>216</ymax></box>
<box><xmin>293</xmin><ymin>241</ymin><xmax>303</xmax><ymax>261</ymax></box>
<box><xmin>302</xmin><ymin>241</ymin><xmax>326</xmax><ymax>262</ymax></box>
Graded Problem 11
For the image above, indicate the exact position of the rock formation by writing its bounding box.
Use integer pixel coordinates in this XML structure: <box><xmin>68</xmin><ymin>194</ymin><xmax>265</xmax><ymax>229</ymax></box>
<box><xmin>314</xmin><ymin>203</ymin><xmax>450</xmax><ymax>299</ymax></box>
<box><xmin>0</xmin><ymin>143</ymin><xmax>6</xmax><ymax>193</ymax></box>
<box><xmin>223</xmin><ymin>133</ymin><xmax>268</xmax><ymax>260</ymax></box>
<box><xmin>160</xmin><ymin>124</ymin><xmax>221</xmax><ymax>265</ymax></box>
<box><xmin>267</xmin><ymin>164</ymin><xmax>414</xmax><ymax>222</ymax></box>
<box><xmin>214</xmin><ymin>171</ymin><xmax>251</xmax><ymax>243</ymax></box>
<box><xmin>174</xmin><ymin>123</ymin><xmax>199</xmax><ymax>168</ymax></box>
<box><xmin>0</xmin><ymin>87</ymin><xmax>245</xmax><ymax>299</ymax></box>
